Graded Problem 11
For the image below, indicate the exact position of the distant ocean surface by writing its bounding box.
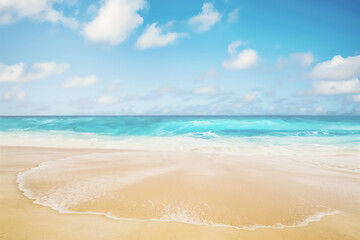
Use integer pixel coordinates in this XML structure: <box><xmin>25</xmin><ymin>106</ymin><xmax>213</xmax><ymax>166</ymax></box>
<box><xmin>1</xmin><ymin>116</ymin><xmax>359</xmax><ymax>171</ymax></box>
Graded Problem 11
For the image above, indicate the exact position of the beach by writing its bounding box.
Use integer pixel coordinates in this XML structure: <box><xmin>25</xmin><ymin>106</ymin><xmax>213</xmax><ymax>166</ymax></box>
<box><xmin>1</xmin><ymin>0</ymin><xmax>360</xmax><ymax>238</ymax></box>
<box><xmin>1</xmin><ymin>144</ymin><xmax>359</xmax><ymax>240</ymax></box>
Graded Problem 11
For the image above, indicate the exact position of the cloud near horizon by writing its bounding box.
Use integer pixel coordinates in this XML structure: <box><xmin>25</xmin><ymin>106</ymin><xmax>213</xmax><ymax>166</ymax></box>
<box><xmin>306</xmin><ymin>54</ymin><xmax>360</xmax><ymax>97</ymax></box>
<box><xmin>98</xmin><ymin>96</ymin><xmax>118</xmax><ymax>104</ymax></box>
<box><xmin>312</xmin><ymin>78</ymin><xmax>360</xmax><ymax>95</ymax></box>
<box><xmin>3</xmin><ymin>85</ymin><xmax>25</xmax><ymax>101</ymax></box>
<box><xmin>0</xmin><ymin>62</ymin><xmax>68</xmax><ymax>82</ymax></box>
<box><xmin>308</xmin><ymin>55</ymin><xmax>360</xmax><ymax>81</ymax></box>
<box><xmin>62</xmin><ymin>75</ymin><xmax>97</xmax><ymax>88</ymax></box>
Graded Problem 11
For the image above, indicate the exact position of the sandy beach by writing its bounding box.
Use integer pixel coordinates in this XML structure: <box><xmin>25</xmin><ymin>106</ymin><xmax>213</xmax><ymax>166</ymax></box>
<box><xmin>1</xmin><ymin>146</ymin><xmax>359</xmax><ymax>240</ymax></box>
<box><xmin>1</xmin><ymin>0</ymin><xmax>360</xmax><ymax>238</ymax></box>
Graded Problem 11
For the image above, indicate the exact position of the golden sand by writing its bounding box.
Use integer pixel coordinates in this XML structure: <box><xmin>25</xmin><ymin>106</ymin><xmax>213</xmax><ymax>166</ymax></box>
<box><xmin>1</xmin><ymin>146</ymin><xmax>359</xmax><ymax>240</ymax></box>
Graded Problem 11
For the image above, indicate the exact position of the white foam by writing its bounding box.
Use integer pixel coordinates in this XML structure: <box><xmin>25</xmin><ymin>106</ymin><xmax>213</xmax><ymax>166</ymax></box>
<box><xmin>17</xmin><ymin>174</ymin><xmax>342</xmax><ymax>231</ymax></box>
<box><xmin>17</xmin><ymin>153</ymin><xmax>180</xmax><ymax>213</ymax></box>
<box><xmin>3</xmin><ymin>131</ymin><xmax>360</xmax><ymax>173</ymax></box>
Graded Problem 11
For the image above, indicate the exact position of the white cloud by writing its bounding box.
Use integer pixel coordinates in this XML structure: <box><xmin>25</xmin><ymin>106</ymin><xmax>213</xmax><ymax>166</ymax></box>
<box><xmin>313</xmin><ymin>78</ymin><xmax>360</xmax><ymax>95</ymax></box>
<box><xmin>306</xmin><ymin>54</ymin><xmax>360</xmax><ymax>96</ymax></box>
<box><xmin>227</xmin><ymin>40</ymin><xmax>242</xmax><ymax>55</ymax></box>
<box><xmin>3</xmin><ymin>86</ymin><xmax>25</xmax><ymax>101</ymax></box>
<box><xmin>244</xmin><ymin>91</ymin><xmax>258</xmax><ymax>102</ymax></box>
<box><xmin>276</xmin><ymin>52</ymin><xmax>314</xmax><ymax>68</ymax></box>
<box><xmin>188</xmin><ymin>3</ymin><xmax>221</xmax><ymax>32</ymax></box>
<box><xmin>193</xmin><ymin>85</ymin><xmax>218</xmax><ymax>95</ymax></box>
<box><xmin>0</xmin><ymin>0</ymin><xmax>78</xmax><ymax>28</ymax></box>
<box><xmin>227</xmin><ymin>8</ymin><xmax>239</xmax><ymax>23</ymax></box>
<box><xmin>62</xmin><ymin>75</ymin><xmax>97</xmax><ymax>88</ymax></box>
<box><xmin>349</xmin><ymin>94</ymin><xmax>360</xmax><ymax>102</ymax></box>
<box><xmin>136</xmin><ymin>22</ymin><xmax>185</xmax><ymax>49</ymax></box>
<box><xmin>309</xmin><ymin>55</ymin><xmax>360</xmax><ymax>81</ymax></box>
<box><xmin>223</xmin><ymin>48</ymin><xmax>258</xmax><ymax>70</ymax></box>
<box><xmin>83</xmin><ymin>0</ymin><xmax>146</xmax><ymax>45</ymax></box>
<box><xmin>98</xmin><ymin>96</ymin><xmax>118</xmax><ymax>104</ymax></box>
<box><xmin>0</xmin><ymin>62</ymin><xmax>68</xmax><ymax>82</ymax></box>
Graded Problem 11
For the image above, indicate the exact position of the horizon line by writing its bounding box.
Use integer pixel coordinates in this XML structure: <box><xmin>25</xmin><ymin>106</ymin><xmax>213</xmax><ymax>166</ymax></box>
<box><xmin>1</xmin><ymin>114</ymin><xmax>359</xmax><ymax>117</ymax></box>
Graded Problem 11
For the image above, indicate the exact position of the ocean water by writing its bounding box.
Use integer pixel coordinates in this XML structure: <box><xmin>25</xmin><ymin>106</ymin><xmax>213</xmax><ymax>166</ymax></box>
<box><xmin>1</xmin><ymin>115</ymin><xmax>360</xmax><ymax>139</ymax></box>
<box><xmin>1</xmin><ymin>116</ymin><xmax>359</xmax><ymax>171</ymax></box>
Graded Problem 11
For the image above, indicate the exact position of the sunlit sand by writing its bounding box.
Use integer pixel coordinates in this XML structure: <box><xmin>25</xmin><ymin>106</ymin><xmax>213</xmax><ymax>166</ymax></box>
<box><xmin>1</xmin><ymin>146</ymin><xmax>359</xmax><ymax>240</ymax></box>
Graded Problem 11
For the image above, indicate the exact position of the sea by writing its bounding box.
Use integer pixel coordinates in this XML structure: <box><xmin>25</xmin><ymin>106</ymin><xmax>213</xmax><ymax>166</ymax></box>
<box><xmin>1</xmin><ymin>115</ymin><xmax>359</xmax><ymax>171</ymax></box>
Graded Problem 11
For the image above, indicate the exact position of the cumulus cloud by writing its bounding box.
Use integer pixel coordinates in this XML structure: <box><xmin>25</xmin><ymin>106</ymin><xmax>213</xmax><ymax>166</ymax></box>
<box><xmin>136</xmin><ymin>22</ymin><xmax>185</xmax><ymax>49</ymax></box>
<box><xmin>223</xmin><ymin>48</ymin><xmax>258</xmax><ymax>70</ymax></box>
<box><xmin>62</xmin><ymin>75</ymin><xmax>97</xmax><ymax>88</ymax></box>
<box><xmin>308</xmin><ymin>55</ymin><xmax>360</xmax><ymax>81</ymax></box>
<box><xmin>312</xmin><ymin>78</ymin><xmax>360</xmax><ymax>95</ymax></box>
<box><xmin>305</xmin><ymin>54</ymin><xmax>360</xmax><ymax>97</ymax></box>
<box><xmin>83</xmin><ymin>0</ymin><xmax>146</xmax><ymax>45</ymax></box>
<box><xmin>0</xmin><ymin>0</ymin><xmax>78</xmax><ymax>28</ymax></box>
<box><xmin>0</xmin><ymin>62</ymin><xmax>68</xmax><ymax>82</ymax></box>
<box><xmin>188</xmin><ymin>3</ymin><xmax>221</xmax><ymax>32</ymax></box>
<box><xmin>98</xmin><ymin>96</ymin><xmax>118</xmax><ymax>104</ymax></box>
<box><xmin>276</xmin><ymin>52</ymin><xmax>314</xmax><ymax>68</ymax></box>
<box><xmin>193</xmin><ymin>85</ymin><xmax>219</xmax><ymax>95</ymax></box>
<box><xmin>3</xmin><ymin>86</ymin><xmax>25</xmax><ymax>101</ymax></box>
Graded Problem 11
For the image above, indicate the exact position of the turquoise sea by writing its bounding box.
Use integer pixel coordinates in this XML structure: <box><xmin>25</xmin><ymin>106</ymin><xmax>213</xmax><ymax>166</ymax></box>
<box><xmin>1</xmin><ymin>116</ymin><xmax>359</xmax><ymax>171</ymax></box>
<box><xmin>1</xmin><ymin>115</ymin><xmax>360</xmax><ymax>138</ymax></box>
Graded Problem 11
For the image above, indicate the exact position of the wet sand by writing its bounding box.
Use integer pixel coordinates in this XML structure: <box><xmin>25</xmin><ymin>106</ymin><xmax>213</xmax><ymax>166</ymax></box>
<box><xmin>1</xmin><ymin>146</ymin><xmax>359</xmax><ymax>240</ymax></box>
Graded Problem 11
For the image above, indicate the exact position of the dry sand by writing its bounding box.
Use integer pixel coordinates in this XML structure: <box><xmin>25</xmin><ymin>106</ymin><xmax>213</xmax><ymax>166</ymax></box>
<box><xmin>0</xmin><ymin>146</ymin><xmax>359</xmax><ymax>240</ymax></box>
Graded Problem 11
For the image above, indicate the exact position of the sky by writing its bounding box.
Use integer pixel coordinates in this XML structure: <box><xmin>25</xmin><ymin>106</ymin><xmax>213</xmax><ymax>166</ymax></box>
<box><xmin>0</xmin><ymin>0</ymin><xmax>360</xmax><ymax>115</ymax></box>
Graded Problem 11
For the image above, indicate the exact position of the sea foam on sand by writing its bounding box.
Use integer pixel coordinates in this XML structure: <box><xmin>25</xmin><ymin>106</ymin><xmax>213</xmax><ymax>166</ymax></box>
<box><xmin>16</xmin><ymin>151</ymin><xmax>350</xmax><ymax>230</ymax></box>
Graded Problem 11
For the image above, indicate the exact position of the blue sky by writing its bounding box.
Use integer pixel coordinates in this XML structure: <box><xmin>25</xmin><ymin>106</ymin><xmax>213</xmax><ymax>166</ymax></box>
<box><xmin>0</xmin><ymin>0</ymin><xmax>360</xmax><ymax>115</ymax></box>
